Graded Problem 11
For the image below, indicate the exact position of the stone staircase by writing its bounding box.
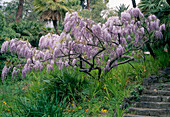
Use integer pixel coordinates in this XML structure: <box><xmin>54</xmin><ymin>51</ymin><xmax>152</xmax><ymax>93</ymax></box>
<box><xmin>124</xmin><ymin>68</ymin><xmax>170</xmax><ymax>117</ymax></box>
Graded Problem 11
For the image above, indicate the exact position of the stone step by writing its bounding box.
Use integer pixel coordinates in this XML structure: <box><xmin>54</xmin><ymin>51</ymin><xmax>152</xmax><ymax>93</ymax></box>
<box><xmin>149</xmin><ymin>87</ymin><xmax>170</xmax><ymax>91</ymax></box>
<box><xmin>124</xmin><ymin>113</ymin><xmax>155</xmax><ymax>117</ymax></box>
<box><xmin>143</xmin><ymin>90</ymin><xmax>170</xmax><ymax>96</ymax></box>
<box><xmin>136</xmin><ymin>102</ymin><xmax>170</xmax><ymax>109</ymax></box>
<box><xmin>140</xmin><ymin>95</ymin><xmax>170</xmax><ymax>102</ymax></box>
<box><xmin>149</xmin><ymin>83</ymin><xmax>170</xmax><ymax>89</ymax></box>
<box><xmin>129</xmin><ymin>107</ymin><xmax>170</xmax><ymax>117</ymax></box>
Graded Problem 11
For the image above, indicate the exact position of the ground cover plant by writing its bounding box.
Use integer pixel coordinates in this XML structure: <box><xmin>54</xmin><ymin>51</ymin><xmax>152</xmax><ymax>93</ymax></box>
<box><xmin>0</xmin><ymin>2</ymin><xmax>169</xmax><ymax>117</ymax></box>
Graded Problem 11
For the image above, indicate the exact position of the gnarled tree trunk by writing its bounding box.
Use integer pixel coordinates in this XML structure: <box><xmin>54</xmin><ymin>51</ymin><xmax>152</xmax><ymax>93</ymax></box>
<box><xmin>16</xmin><ymin>0</ymin><xmax>24</xmax><ymax>22</ymax></box>
<box><xmin>146</xmin><ymin>43</ymin><xmax>156</xmax><ymax>59</ymax></box>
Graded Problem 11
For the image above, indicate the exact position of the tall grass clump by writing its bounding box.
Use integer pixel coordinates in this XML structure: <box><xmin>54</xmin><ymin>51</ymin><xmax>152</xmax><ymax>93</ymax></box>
<box><xmin>12</xmin><ymin>91</ymin><xmax>67</xmax><ymax>117</ymax></box>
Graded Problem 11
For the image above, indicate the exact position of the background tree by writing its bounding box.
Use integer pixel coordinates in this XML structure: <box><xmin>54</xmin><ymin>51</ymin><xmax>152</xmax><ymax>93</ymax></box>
<box><xmin>1</xmin><ymin>0</ymin><xmax>38</xmax><ymax>23</ymax></box>
<box><xmin>80</xmin><ymin>0</ymin><xmax>85</xmax><ymax>9</ymax></box>
<box><xmin>87</xmin><ymin>0</ymin><xmax>90</xmax><ymax>9</ymax></box>
<box><xmin>0</xmin><ymin>0</ymin><xmax>2</xmax><ymax>9</ymax></box>
<box><xmin>114</xmin><ymin>4</ymin><xmax>129</xmax><ymax>17</ymax></box>
<box><xmin>80</xmin><ymin>0</ymin><xmax>107</xmax><ymax>23</ymax></box>
<box><xmin>33</xmin><ymin>0</ymin><xmax>70</xmax><ymax>34</ymax></box>
<box><xmin>131</xmin><ymin>0</ymin><xmax>136</xmax><ymax>8</ymax></box>
<box><xmin>15</xmin><ymin>0</ymin><xmax>24</xmax><ymax>22</ymax></box>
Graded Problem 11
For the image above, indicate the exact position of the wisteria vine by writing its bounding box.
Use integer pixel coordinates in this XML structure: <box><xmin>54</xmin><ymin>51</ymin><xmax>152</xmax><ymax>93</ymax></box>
<box><xmin>1</xmin><ymin>8</ymin><xmax>165</xmax><ymax>82</ymax></box>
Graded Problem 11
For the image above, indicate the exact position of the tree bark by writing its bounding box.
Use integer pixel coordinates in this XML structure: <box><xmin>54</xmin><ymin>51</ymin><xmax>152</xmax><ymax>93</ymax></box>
<box><xmin>131</xmin><ymin>0</ymin><xmax>136</xmax><ymax>8</ymax></box>
<box><xmin>87</xmin><ymin>0</ymin><xmax>90</xmax><ymax>10</ymax></box>
<box><xmin>15</xmin><ymin>0</ymin><xmax>24</xmax><ymax>22</ymax></box>
<box><xmin>146</xmin><ymin>43</ymin><xmax>156</xmax><ymax>59</ymax></box>
<box><xmin>52</xmin><ymin>19</ymin><xmax>60</xmax><ymax>35</ymax></box>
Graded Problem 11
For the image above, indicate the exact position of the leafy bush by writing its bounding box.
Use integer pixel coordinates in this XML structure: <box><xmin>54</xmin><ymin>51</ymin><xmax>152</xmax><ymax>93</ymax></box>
<box><xmin>1</xmin><ymin>20</ymin><xmax>54</xmax><ymax>47</ymax></box>
<box><xmin>0</xmin><ymin>11</ymin><xmax>6</xmax><ymax>32</ymax></box>
<box><xmin>138</xmin><ymin>0</ymin><xmax>170</xmax><ymax>51</ymax></box>
<box><xmin>42</xmin><ymin>68</ymin><xmax>88</xmax><ymax>101</ymax></box>
<box><xmin>0</xmin><ymin>11</ymin><xmax>54</xmax><ymax>77</ymax></box>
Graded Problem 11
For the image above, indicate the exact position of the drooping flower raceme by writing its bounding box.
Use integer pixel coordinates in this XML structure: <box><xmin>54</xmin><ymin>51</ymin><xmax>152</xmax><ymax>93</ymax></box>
<box><xmin>1</xmin><ymin>41</ymin><xmax>9</xmax><ymax>53</ymax></box>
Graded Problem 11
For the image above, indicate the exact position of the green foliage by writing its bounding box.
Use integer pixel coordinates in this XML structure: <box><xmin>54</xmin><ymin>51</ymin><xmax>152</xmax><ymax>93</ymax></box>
<box><xmin>1</xmin><ymin>0</ymin><xmax>38</xmax><ymax>22</ymax></box>
<box><xmin>1</xmin><ymin>0</ymin><xmax>18</xmax><ymax>23</ymax></box>
<box><xmin>0</xmin><ymin>11</ymin><xmax>20</xmax><ymax>75</ymax></box>
<box><xmin>0</xmin><ymin>12</ymin><xmax>54</xmax><ymax>76</ymax></box>
<box><xmin>154</xmin><ymin>48</ymin><xmax>170</xmax><ymax>67</ymax></box>
<box><xmin>65</xmin><ymin>0</ymin><xmax>80</xmax><ymax>8</ymax></box>
<box><xmin>79</xmin><ymin>0</ymin><xmax>107</xmax><ymax>23</ymax></box>
<box><xmin>138</xmin><ymin>0</ymin><xmax>170</xmax><ymax>51</ymax></box>
<box><xmin>33</xmin><ymin>0</ymin><xmax>70</xmax><ymax>21</ymax></box>
<box><xmin>9</xmin><ymin>20</ymin><xmax>54</xmax><ymax>47</ymax></box>
<box><xmin>42</xmin><ymin>67</ymin><xmax>89</xmax><ymax>101</ymax></box>
<box><xmin>0</xmin><ymin>49</ymin><xmax>169</xmax><ymax>116</ymax></box>
<box><xmin>0</xmin><ymin>21</ymin><xmax>53</xmax><ymax>47</ymax></box>
<box><xmin>115</xmin><ymin>4</ymin><xmax>129</xmax><ymax>17</ymax></box>
<box><xmin>0</xmin><ymin>11</ymin><xmax>5</xmax><ymax>32</ymax></box>
<box><xmin>138</xmin><ymin>0</ymin><xmax>169</xmax><ymax>16</ymax></box>
<box><xmin>13</xmin><ymin>91</ymin><xmax>67</xmax><ymax>117</ymax></box>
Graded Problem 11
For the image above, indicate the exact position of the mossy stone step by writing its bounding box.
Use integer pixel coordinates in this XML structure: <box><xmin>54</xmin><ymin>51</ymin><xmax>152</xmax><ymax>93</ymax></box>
<box><xmin>149</xmin><ymin>87</ymin><xmax>170</xmax><ymax>91</ymax></box>
<box><xmin>143</xmin><ymin>90</ymin><xmax>170</xmax><ymax>96</ymax></box>
<box><xmin>128</xmin><ymin>107</ymin><xmax>170</xmax><ymax>117</ymax></box>
<box><xmin>124</xmin><ymin>113</ymin><xmax>155</xmax><ymax>117</ymax></box>
<box><xmin>149</xmin><ymin>83</ymin><xmax>170</xmax><ymax>89</ymax></box>
<box><xmin>140</xmin><ymin>95</ymin><xmax>170</xmax><ymax>102</ymax></box>
<box><xmin>135</xmin><ymin>102</ymin><xmax>170</xmax><ymax>109</ymax></box>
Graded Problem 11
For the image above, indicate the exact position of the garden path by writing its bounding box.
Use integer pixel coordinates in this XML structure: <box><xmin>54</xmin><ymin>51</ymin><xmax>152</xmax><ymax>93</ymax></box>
<box><xmin>124</xmin><ymin>67</ymin><xmax>170</xmax><ymax>117</ymax></box>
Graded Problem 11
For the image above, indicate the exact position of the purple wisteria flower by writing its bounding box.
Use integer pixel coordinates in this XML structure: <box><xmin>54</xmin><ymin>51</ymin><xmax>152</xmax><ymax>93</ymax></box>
<box><xmin>26</xmin><ymin>58</ymin><xmax>32</xmax><ymax>64</ymax></box>
<box><xmin>135</xmin><ymin>33</ymin><xmax>139</xmax><ymax>42</ymax></box>
<box><xmin>116</xmin><ymin>45</ymin><xmax>123</xmax><ymax>57</ymax></box>
<box><xmin>12</xmin><ymin>67</ymin><xmax>20</xmax><ymax>80</ymax></box>
<box><xmin>131</xmin><ymin>8</ymin><xmax>140</xmax><ymax>18</ymax></box>
<box><xmin>154</xmin><ymin>31</ymin><xmax>163</xmax><ymax>39</ymax></box>
<box><xmin>1</xmin><ymin>41</ymin><xmax>9</xmax><ymax>53</ymax></box>
<box><xmin>72</xmin><ymin>59</ymin><xmax>77</xmax><ymax>66</ymax></box>
<box><xmin>160</xmin><ymin>24</ymin><xmax>165</xmax><ymax>31</ymax></box>
<box><xmin>127</xmin><ymin>35</ymin><xmax>131</xmax><ymax>41</ymax></box>
<box><xmin>1</xmin><ymin>65</ymin><xmax>8</xmax><ymax>82</ymax></box>
<box><xmin>47</xmin><ymin>64</ymin><xmax>53</xmax><ymax>74</ymax></box>
<box><xmin>121</xmin><ymin>12</ymin><xmax>131</xmax><ymax>22</ymax></box>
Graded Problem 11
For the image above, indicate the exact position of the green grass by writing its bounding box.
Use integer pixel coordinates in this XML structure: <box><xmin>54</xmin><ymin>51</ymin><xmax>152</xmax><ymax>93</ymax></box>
<box><xmin>0</xmin><ymin>48</ymin><xmax>169</xmax><ymax>117</ymax></box>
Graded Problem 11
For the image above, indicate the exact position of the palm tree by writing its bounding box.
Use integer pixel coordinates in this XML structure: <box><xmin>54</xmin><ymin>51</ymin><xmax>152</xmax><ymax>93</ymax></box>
<box><xmin>138</xmin><ymin>0</ymin><xmax>169</xmax><ymax>16</ymax></box>
<box><xmin>33</xmin><ymin>0</ymin><xmax>70</xmax><ymax>34</ymax></box>
<box><xmin>115</xmin><ymin>4</ymin><xmax>129</xmax><ymax>17</ymax></box>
